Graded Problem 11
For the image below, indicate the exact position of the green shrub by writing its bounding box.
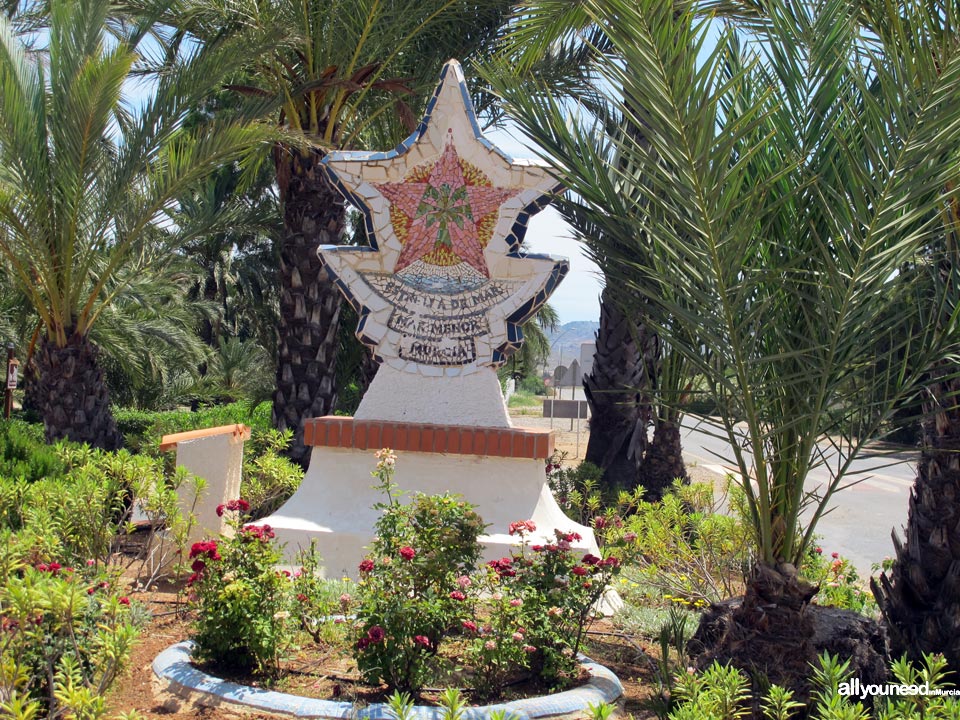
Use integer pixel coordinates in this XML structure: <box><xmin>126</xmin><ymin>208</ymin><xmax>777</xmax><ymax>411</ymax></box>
<box><xmin>0</xmin><ymin>446</ymin><xmax>199</xmax><ymax>582</ymax></box>
<box><xmin>669</xmin><ymin>653</ymin><xmax>960</xmax><ymax>719</ymax></box>
<box><xmin>114</xmin><ymin>400</ymin><xmax>273</xmax><ymax>452</ymax></box>
<box><xmin>547</xmin><ymin>455</ymin><xmax>608</xmax><ymax>524</ymax></box>
<box><xmin>0</xmin><ymin>562</ymin><xmax>144</xmax><ymax>718</ymax></box>
<box><xmin>519</xmin><ymin>375</ymin><xmax>547</xmax><ymax>395</ymax></box>
<box><xmin>621</xmin><ymin>479</ymin><xmax>753</xmax><ymax>607</ymax></box>
<box><xmin>188</xmin><ymin>516</ymin><xmax>294</xmax><ymax>677</ymax></box>
<box><xmin>0</xmin><ymin>420</ymin><xmax>65</xmax><ymax>482</ymax></box>
<box><xmin>354</xmin><ymin>450</ymin><xmax>487</xmax><ymax>693</ymax></box>
<box><xmin>242</xmin><ymin>429</ymin><xmax>304</xmax><ymax>519</ymax></box>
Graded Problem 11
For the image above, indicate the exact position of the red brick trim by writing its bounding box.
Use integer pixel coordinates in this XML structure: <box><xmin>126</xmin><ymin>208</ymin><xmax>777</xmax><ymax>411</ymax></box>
<box><xmin>303</xmin><ymin>417</ymin><xmax>554</xmax><ymax>460</ymax></box>
<box><xmin>159</xmin><ymin>424</ymin><xmax>251</xmax><ymax>452</ymax></box>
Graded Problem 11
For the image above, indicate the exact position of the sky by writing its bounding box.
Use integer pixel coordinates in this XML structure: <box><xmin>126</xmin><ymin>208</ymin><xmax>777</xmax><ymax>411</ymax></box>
<box><xmin>487</xmin><ymin>128</ymin><xmax>603</xmax><ymax>324</ymax></box>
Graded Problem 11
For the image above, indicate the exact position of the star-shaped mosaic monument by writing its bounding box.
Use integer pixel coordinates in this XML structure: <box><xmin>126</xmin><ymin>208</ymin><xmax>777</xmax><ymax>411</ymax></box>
<box><xmin>319</xmin><ymin>59</ymin><xmax>568</xmax><ymax>374</ymax></box>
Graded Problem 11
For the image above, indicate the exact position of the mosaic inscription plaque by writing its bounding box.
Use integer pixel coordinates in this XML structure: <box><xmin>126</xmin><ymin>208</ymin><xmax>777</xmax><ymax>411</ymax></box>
<box><xmin>319</xmin><ymin>60</ymin><xmax>569</xmax><ymax>375</ymax></box>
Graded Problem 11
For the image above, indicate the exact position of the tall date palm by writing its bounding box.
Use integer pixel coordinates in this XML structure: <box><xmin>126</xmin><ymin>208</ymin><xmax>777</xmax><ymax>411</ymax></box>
<box><xmin>487</xmin><ymin>0</ymin><xmax>960</xmax><ymax>671</ymax></box>
<box><xmin>167</xmin><ymin>0</ymin><xmax>514</xmax><ymax>464</ymax></box>
<box><xmin>0</xmin><ymin>0</ymin><xmax>273</xmax><ymax>447</ymax></box>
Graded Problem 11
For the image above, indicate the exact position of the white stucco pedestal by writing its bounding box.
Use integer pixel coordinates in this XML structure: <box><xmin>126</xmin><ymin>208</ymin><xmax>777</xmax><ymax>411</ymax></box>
<box><xmin>260</xmin><ymin>417</ymin><xmax>600</xmax><ymax>578</ymax></box>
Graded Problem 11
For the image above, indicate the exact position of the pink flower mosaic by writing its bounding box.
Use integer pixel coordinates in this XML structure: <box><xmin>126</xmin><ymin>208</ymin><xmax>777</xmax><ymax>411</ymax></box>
<box><xmin>376</xmin><ymin>131</ymin><xmax>518</xmax><ymax>277</ymax></box>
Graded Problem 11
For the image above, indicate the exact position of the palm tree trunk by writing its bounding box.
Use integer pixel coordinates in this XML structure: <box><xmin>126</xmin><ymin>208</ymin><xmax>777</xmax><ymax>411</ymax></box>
<box><xmin>583</xmin><ymin>287</ymin><xmax>653</xmax><ymax>493</ymax></box>
<box><xmin>34</xmin><ymin>332</ymin><xmax>121</xmax><ymax>450</ymax></box>
<box><xmin>640</xmin><ymin>414</ymin><xmax>688</xmax><ymax>498</ymax></box>
<box><xmin>273</xmin><ymin>145</ymin><xmax>346</xmax><ymax>466</ymax></box>
<box><xmin>873</xmin><ymin>365</ymin><xmax>960</xmax><ymax>672</ymax></box>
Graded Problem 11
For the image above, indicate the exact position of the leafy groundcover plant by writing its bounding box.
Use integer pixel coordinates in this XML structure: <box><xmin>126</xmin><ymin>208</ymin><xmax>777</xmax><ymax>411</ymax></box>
<box><xmin>669</xmin><ymin>653</ymin><xmax>959</xmax><ymax>720</ymax></box>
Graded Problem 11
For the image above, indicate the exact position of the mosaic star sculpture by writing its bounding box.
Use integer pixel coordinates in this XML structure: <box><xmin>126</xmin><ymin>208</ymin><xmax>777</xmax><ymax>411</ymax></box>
<box><xmin>320</xmin><ymin>60</ymin><xmax>568</xmax><ymax>374</ymax></box>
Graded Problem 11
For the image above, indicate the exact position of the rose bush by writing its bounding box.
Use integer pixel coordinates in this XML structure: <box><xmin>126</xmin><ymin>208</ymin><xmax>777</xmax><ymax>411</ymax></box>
<box><xmin>351</xmin><ymin>449</ymin><xmax>642</xmax><ymax>698</ymax></box>
<box><xmin>188</xmin><ymin>503</ymin><xmax>295</xmax><ymax>676</ymax></box>
<box><xmin>353</xmin><ymin>450</ymin><xmax>487</xmax><ymax>692</ymax></box>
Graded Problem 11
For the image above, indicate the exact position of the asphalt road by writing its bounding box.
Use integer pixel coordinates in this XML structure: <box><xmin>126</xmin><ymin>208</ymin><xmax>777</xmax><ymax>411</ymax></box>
<box><xmin>679</xmin><ymin>415</ymin><xmax>918</xmax><ymax>575</ymax></box>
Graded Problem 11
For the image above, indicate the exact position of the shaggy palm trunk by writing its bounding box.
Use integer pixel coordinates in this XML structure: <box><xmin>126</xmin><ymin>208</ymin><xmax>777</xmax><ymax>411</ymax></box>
<box><xmin>583</xmin><ymin>288</ymin><xmax>654</xmax><ymax>493</ymax></box>
<box><xmin>690</xmin><ymin>562</ymin><xmax>821</xmax><ymax>688</ymax></box>
<box><xmin>273</xmin><ymin>145</ymin><xmax>346</xmax><ymax>466</ymax></box>
<box><xmin>873</xmin><ymin>365</ymin><xmax>960</xmax><ymax>672</ymax></box>
<box><xmin>640</xmin><ymin>415</ymin><xmax>688</xmax><ymax>497</ymax></box>
<box><xmin>34</xmin><ymin>332</ymin><xmax>121</xmax><ymax>449</ymax></box>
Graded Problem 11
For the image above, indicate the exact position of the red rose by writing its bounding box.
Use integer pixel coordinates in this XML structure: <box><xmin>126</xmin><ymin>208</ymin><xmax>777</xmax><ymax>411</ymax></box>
<box><xmin>582</xmin><ymin>554</ymin><xmax>601</xmax><ymax>565</ymax></box>
<box><xmin>357</xmin><ymin>637</ymin><xmax>371</xmax><ymax>651</ymax></box>
<box><xmin>449</xmin><ymin>590</ymin><xmax>466</xmax><ymax>601</ymax></box>
<box><xmin>119</xmin><ymin>597</ymin><xmax>130</xmax><ymax>606</ymax></box>
<box><xmin>296</xmin><ymin>593</ymin><xmax>308</xmax><ymax>602</ymax></box>
<box><xmin>413</xmin><ymin>635</ymin><xmax>430</xmax><ymax>648</ymax></box>
<box><xmin>359</xmin><ymin>559</ymin><xmax>375</xmax><ymax>573</ymax></box>
<box><xmin>831</xmin><ymin>552</ymin><xmax>840</xmax><ymax>559</ymax></box>
<box><xmin>399</xmin><ymin>546</ymin><xmax>416</xmax><ymax>561</ymax></box>
<box><xmin>367</xmin><ymin>626</ymin><xmax>385</xmax><ymax>642</ymax></box>
<box><xmin>462</xmin><ymin>620</ymin><xmax>478</xmax><ymax>633</ymax></box>
<box><xmin>189</xmin><ymin>540</ymin><xmax>220</xmax><ymax>561</ymax></box>
<box><xmin>191</xmin><ymin>559</ymin><xmax>206</xmax><ymax>573</ymax></box>
<box><xmin>216</xmin><ymin>504</ymin><xmax>225</xmax><ymax>517</ymax></box>
<box><xmin>571</xmin><ymin>565</ymin><xmax>588</xmax><ymax>576</ymax></box>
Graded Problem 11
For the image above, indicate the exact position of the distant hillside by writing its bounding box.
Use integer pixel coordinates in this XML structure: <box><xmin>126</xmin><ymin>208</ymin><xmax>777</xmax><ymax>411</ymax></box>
<box><xmin>547</xmin><ymin>321</ymin><xmax>599</xmax><ymax>368</ymax></box>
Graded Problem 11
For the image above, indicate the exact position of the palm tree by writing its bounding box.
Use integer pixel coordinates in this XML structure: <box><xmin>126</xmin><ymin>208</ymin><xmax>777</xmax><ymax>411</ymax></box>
<box><xmin>487</xmin><ymin>0</ymin><xmax>960</xmax><ymax>672</ymax></box>
<box><xmin>163</xmin><ymin>0</ymin><xmax>515</xmax><ymax>464</ymax></box>
<box><xmin>499</xmin><ymin>4</ymin><xmax>691</xmax><ymax>497</ymax></box>
<box><xmin>0</xmin><ymin>0</ymin><xmax>274</xmax><ymax>447</ymax></box>
<box><xmin>870</xmin><ymin>0</ymin><xmax>960</xmax><ymax>670</ymax></box>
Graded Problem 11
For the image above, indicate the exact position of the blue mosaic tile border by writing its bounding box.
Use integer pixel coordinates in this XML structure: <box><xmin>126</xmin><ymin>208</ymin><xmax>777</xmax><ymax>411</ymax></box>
<box><xmin>153</xmin><ymin>641</ymin><xmax>622</xmax><ymax>719</ymax></box>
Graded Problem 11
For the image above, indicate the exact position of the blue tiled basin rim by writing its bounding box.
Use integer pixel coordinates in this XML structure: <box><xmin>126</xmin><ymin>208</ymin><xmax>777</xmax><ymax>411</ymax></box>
<box><xmin>153</xmin><ymin>641</ymin><xmax>623</xmax><ymax>719</ymax></box>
